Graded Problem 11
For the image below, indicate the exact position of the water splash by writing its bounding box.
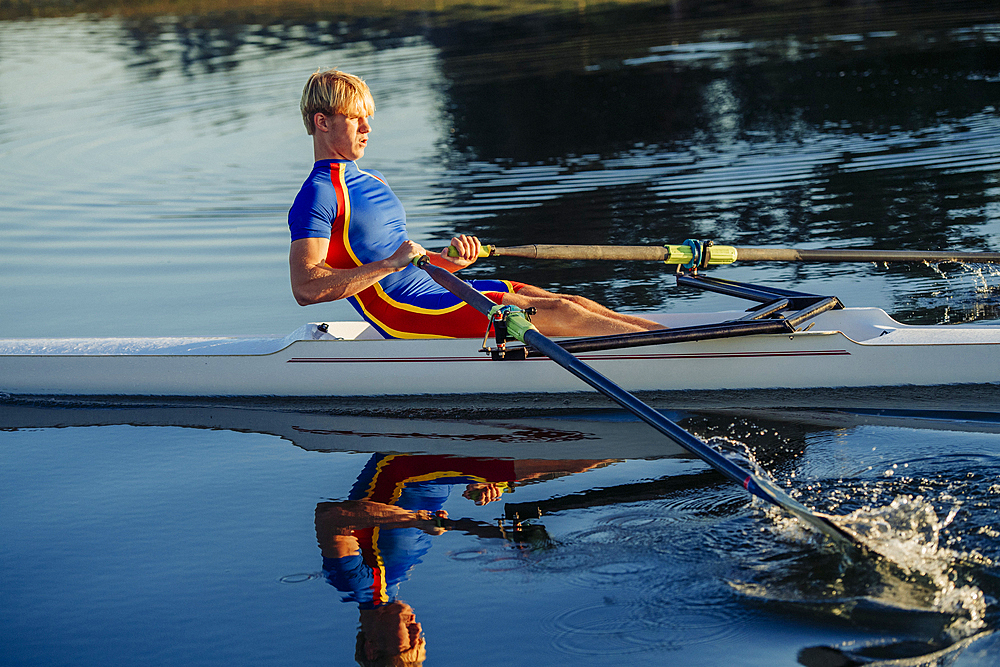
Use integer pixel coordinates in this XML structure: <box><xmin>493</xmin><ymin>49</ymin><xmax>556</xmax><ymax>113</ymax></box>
<box><xmin>713</xmin><ymin>437</ymin><xmax>992</xmax><ymax>643</ymax></box>
<box><xmin>921</xmin><ymin>261</ymin><xmax>1000</xmax><ymax>324</ymax></box>
<box><xmin>706</xmin><ymin>435</ymin><xmax>766</xmax><ymax>475</ymax></box>
<box><xmin>829</xmin><ymin>495</ymin><xmax>989</xmax><ymax>640</ymax></box>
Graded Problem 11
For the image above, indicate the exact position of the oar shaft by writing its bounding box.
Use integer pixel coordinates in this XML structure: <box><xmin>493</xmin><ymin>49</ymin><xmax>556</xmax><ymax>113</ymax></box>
<box><xmin>414</xmin><ymin>255</ymin><xmax>864</xmax><ymax>551</ymax></box>
<box><xmin>486</xmin><ymin>243</ymin><xmax>737</xmax><ymax>264</ymax></box>
<box><xmin>489</xmin><ymin>244</ymin><xmax>670</xmax><ymax>261</ymax></box>
<box><xmin>521</xmin><ymin>329</ymin><xmax>867</xmax><ymax>549</ymax></box>
<box><xmin>520</xmin><ymin>327</ymin><xmax>753</xmax><ymax>487</ymax></box>
<box><xmin>480</xmin><ymin>244</ymin><xmax>1000</xmax><ymax>264</ymax></box>
<box><xmin>416</xmin><ymin>258</ymin><xmax>747</xmax><ymax>483</ymax></box>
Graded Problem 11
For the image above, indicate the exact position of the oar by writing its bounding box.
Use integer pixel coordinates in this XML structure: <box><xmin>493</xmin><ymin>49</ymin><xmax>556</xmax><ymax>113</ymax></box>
<box><xmin>413</xmin><ymin>255</ymin><xmax>872</xmax><ymax>554</ymax></box>
<box><xmin>451</xmin><ymin>243</ymin><xmax>1000</xmax><ymax>265</ymax></box>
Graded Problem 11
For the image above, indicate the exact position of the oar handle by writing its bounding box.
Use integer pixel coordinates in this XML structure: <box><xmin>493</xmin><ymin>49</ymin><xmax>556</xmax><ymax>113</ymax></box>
<box><xmin>446</xmin><ymin>245</ymin><xmax>493</xmax><ymax>259</ymax></box>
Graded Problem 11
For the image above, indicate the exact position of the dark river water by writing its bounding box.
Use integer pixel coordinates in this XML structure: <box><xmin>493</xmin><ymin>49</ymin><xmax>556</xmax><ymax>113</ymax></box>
<box><xmin>2</xmin><ymin>1</ymin><xmax>1000</xmax><ymax>665</ymax></box>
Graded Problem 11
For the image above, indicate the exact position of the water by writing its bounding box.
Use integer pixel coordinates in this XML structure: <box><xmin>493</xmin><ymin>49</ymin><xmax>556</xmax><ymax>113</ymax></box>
<box><xmin>1</xmin><ymin>405</ymin><xmax>998</xmax><ymax>665</ymax></box>
<box><xmin>2</xmin><ymin>1</ymin><xmax>1000</xmax><ymax>665</ymax></box>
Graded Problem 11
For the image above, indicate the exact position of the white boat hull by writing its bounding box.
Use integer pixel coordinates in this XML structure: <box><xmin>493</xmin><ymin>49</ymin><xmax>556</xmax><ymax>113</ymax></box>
<box><xmin>1</xmin><ymin>308</ymin><xmax>999</xmax><ymax>399</ymax></box>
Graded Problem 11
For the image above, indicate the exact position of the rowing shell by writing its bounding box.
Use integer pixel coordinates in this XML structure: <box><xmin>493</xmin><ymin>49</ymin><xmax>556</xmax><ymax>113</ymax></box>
<box><xmin>1</xmin><ymin>306</ymin><xmax>999</xmax><ymax>401</ymax></box>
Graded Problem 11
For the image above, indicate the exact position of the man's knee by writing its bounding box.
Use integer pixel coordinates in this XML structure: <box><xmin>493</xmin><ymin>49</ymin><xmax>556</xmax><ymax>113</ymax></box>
<box><xmin>549</xmin><ymin>298</ymin><xmax>593</xmax><ymax>322</ymax></box>
<box><xmin>515</xmin><ymin>284</ymin><xmax>555</xmax><ymax>299</ymax></box>
<box><xmin>559</xmin><ymin>293</ymin><xmax>590</xmax><ymax>306</ymax></box>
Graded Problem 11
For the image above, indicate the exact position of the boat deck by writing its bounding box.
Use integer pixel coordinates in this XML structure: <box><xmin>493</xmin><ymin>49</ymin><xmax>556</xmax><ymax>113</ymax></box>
<box><xmin>2</xmin><ymin>309</ymin><xmax>1000</xmax><ymax>358</ymax></box>
<box><xmin>0</xmin><ymin>322</ymin><xmax>381</xmax><ymax>356</ymax></box>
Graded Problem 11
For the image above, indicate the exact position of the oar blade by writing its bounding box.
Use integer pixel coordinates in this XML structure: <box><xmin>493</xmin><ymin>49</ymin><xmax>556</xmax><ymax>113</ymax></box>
<box><xmin>747</xmin><ymin>473</ymin><xmax>871</xmax><ymax>554</ymax></box>
<box><xmin>521</xmin><ymin>325</ymin><xmax>870</xmax><ymax>553</ymax></box>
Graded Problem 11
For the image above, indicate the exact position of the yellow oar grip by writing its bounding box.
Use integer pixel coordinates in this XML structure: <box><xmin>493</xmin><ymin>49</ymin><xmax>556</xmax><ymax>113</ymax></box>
<box><xmin>663</xmin><ymin>244</ymin><xmax>737</xmax><ymax>266</ymax></box>
<box><xmin>447</xmin><ymin>245</ymin><xmax>493</xmax><ymax>258</ymax></box>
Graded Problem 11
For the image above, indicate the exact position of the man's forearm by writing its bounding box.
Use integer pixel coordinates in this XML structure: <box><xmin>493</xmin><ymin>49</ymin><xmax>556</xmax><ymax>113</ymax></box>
<box><xmin>293</xmin><ymin>259</ymin><xmax>398</xmax><ymax>305</ymax></box>
<box><xmin>315</xmin><ymin>500</ymin><xmax>424</xmax><ymax>529</ymax></box>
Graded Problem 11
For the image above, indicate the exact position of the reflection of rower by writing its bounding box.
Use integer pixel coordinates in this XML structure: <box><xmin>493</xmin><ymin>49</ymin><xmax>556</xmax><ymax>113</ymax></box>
<box><xmin>315</xmin><ymin>453</ymin><xmax>612</xmax><ymax>666</ymax></box>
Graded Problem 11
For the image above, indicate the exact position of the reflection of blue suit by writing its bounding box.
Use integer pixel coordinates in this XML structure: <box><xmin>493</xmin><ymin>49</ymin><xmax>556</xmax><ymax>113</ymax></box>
<box><xmin>322</xmin><ymin>454</ymin><xmax>516</xmax><ymax>608</ymax></box>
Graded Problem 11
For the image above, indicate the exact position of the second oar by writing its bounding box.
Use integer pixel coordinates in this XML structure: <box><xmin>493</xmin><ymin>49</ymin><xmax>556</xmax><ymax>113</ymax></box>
<box><xmin>413</xmin><ymin>254</ymin><xmax>872</xmax><ymax>555</ymax></box>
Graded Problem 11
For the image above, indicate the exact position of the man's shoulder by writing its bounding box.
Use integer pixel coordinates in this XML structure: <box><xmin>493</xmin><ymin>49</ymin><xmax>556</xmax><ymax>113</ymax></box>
<box><xmin>289</xmin><ymin>166</ymin><xmax>338</xmax><ymax>231</ymax></box>
<box><xmin>301</xmin><ymin>161</ymin><xmax>338</xmax><ymax>187</ymax></box>
<box><xmin>292</xmin><ymin>171</ymin><xmax>334</xmax><ymax>207</ymax></box>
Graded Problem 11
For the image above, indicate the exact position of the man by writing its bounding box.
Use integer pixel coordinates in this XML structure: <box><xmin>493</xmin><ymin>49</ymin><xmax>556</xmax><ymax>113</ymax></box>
<box><xmin>288</xmin><ymin>68</ymin><xmax>664</xmax><ymax>339</ymax></box>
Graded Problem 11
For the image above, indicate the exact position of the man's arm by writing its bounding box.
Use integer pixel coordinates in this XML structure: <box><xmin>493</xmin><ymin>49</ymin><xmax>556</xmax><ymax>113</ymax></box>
<box><xmin>315</xmin><ymin>500</ymin><xmax>446</xmax><ymax>558</ymax></box>
<box><xmin>289</xmin><ymin>237</ymin><xmax>425</xmax><ymax>305</ymax></box>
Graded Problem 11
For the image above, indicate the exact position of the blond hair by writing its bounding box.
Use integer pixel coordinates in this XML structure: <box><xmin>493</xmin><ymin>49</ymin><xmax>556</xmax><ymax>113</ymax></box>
<box><xmin>300</xmin><ymin>69</ymin><xmax>376</xmax><ymax>135</ymax></box>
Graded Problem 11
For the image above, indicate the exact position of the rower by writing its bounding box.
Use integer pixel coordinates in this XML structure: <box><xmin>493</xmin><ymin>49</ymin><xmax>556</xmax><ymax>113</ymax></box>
<box><xmin>287</xmin><ymin>68</ymin><xmax>665</xmax><ymax>339</ymax></box>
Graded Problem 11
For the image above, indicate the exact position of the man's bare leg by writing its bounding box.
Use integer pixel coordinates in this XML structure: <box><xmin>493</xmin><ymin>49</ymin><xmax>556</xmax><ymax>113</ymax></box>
<box><xmin>516</xmin><ymin>285</ymin><xmax>665</xmax><ymax>329</ymax></box>
<box><xmin>502</xmin><ymin>288</ymin><xmax>664</xmax><ymax>337</ymax></box>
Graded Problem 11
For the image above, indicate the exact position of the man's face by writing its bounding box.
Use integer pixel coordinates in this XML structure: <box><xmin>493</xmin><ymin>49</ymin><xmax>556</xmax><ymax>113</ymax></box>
<box><xmin>321</xmin><ymin>111</ymin><xmax>370</xmax><ymax>161</ymax></box>
<box><xmin>364</xmin><ymin>603</ymin><xmax>425</xmax><ymax>661</ymax></box>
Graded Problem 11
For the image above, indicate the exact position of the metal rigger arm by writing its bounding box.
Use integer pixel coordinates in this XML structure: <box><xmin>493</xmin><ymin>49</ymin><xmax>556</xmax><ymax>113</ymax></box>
<box><xmin>482</xmin><ymin>271</ymin><xmax>844</xmax><ymax>360</ymax></box>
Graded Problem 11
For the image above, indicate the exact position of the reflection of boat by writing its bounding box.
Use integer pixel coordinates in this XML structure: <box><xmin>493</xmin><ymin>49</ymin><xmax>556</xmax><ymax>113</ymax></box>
<box><xmin>0</xmin><ymin>400</ymin><xmax>692</xmax><ymax>460</ymax></box>
<box><xmin>4</xmin><ymin>398</ymin><xmax>1000</xmax><ymax>460</ymax></box>
<box><xmin>2</xmin><ymin>277</ymin><xmax>1000</xmax><ymax>406</ymax></box>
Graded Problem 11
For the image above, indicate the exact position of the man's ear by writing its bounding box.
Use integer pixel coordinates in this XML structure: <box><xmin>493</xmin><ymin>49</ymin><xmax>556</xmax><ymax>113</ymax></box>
<box><xmin>313</xmin><ymin>112</ymin><xmax>329</xmax><ymax>132</ymax></box>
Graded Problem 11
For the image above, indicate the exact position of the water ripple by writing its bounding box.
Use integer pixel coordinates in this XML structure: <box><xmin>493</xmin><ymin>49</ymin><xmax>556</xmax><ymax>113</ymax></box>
<box><xmin>442</xmin><ymin>111</ymin><xmax>1000</xmax><ymax>223</ymax></box>
<box><xmin>545</xmin><ymin>599</ymin><xmax>752</xmax><ymax>656</ymax></box>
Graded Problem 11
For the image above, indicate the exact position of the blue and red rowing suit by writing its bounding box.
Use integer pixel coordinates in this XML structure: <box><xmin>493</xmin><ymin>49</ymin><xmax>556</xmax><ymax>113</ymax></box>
<box><xmin>289</xmin><ymin>159</ymin><xmax>523</xmax><ymax>338</ymax></box>
<box><xmin>322</xmin><ymin>454</ymin><xmax>517</xmax><ymax>608</ymax></box>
